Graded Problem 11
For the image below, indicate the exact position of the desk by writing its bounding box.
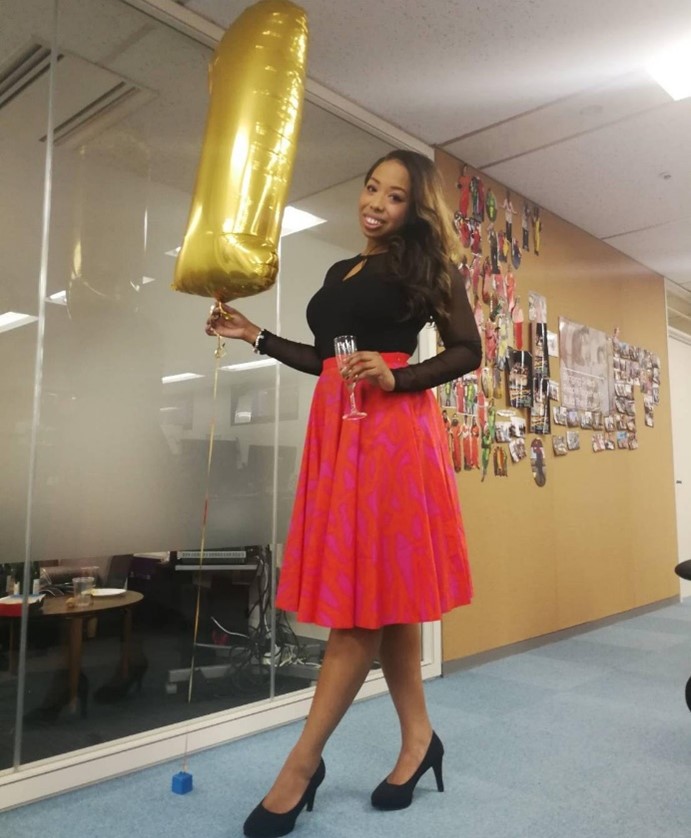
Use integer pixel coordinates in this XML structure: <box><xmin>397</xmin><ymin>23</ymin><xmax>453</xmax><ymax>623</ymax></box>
<box><xmin>6</xmin><ymin>591</ymin><xmax>143</xmax><ymax>713</ymax></box>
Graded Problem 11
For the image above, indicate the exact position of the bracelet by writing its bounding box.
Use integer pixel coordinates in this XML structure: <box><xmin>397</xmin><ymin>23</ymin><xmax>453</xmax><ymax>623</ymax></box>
<box><xmin>252</xmin><ymin>329</ymin><xmax>266</xmax><ymax>354</ymax></box>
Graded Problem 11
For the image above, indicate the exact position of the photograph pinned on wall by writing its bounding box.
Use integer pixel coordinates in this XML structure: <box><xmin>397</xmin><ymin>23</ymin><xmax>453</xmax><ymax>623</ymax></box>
<box><xmin>559</xmin><ymin>317</ymin><xmax>614</xmax><ymax>413</ymax></box>
<box><xmin>552</xmin><ymin>435</ymin><xmax>568</xmax><ymax>456</ymax></box>
<box><xmin>566</xmin><ymin>430</ymin><xmax>581</xmax><ymax>451</ymax></box>
<box><xmin>546</xmin><ymin>330</ymin><xmax>559</xmax><ymax>358</ymax></box>
<box><xmin>592</xmin><ymin>433</ymin><xmax>606</xmax><ymax>453</ymax></box>
<box><xmin>639</xmin><ymin>368</ymin><xmax>652</xmax><ymax>396</ymax></box>
<box><xmin>566</xmin><ymin>408</ymin><xmax>580</xmax><ymax>427</ymax></box>
<box><xmin>626</xmin><ymin>417</ymin><xmax>637</xmax><ymax>432</ymax></box>
<box><xmin>622</xmin><ymin>342</ymin><xmax>639</xmax><ymax>361</ymax></box>
<box><xmin>501</xmin><ymin>319</ymin><xmax>514</xmax><ymax>371</ymax></box>
<box><xmin>438</xmin><ymin>379</ymin><xmax>455</xmax><ymax>409</ymax></box>
<box><xmin>616</xmin><ymin>430</ymin><xmax>629</xmax><ymax>450</ymax></box>
<box><xmin>530</xmin><ymin>439</ymin><xmax>546</xmax><ymax>487</ymax></box>
<box><xmin>509</xmin><ymin>437</ymin><xmax>527</xmax><ymax>463</ymax></box>
<box><xmin>532</xmin><ymin>322</ymin><xmax>550</xmax><ymax>378</ymax></box>
<box><xmin>628</xmin><ymin>432</ymin><xmax>639</xmax><ymax>450</ymax></box>
<box><xmin>603</xmin><ymin>414</ymin><xmax>616</xmax><ymax>432</ymax></box>
<box><xmin>495</xmin><ymin>409</ymin><xmax>518</xmax><ymax>442</ymax></box>
<box><xmin>591</xmin><ymin>410</ymin><xmax>603</xmax><ymax>430</ymax></box>
<box><xmin>624</xmin><ymin>399</ymin><xmax>636</xmax><ymax>417</ymax></box>
<box><xmin>580</xmin><ymin>410</ymin><xmax>593</xmax><ymax>429</ymax></box>
<box><xmin>451</xmin><ymin>372</ymin><xmax>477</xmax><ymax>415</ymax></box>
<box><xmin>510</xmin><ymin>415</ymin><xmax>527</xmax><ymax>438</ymax></box>
<box><xmin>652</xmin><ymin>356</ymin><xmax>661</xmax><ymax>384</ymax></box>
<box><xmin>495</xmin><ymin>419</ymin><xmax>511</xmax><ymax>443</ymax></box>
<box><xmin>493</xmin><ymin>446</ymin><xmax>508</xmax><ymax>477</ymax></box>
<box><xmin>644</xmin><ymin>397</ymin><xmax>654</xmax><ymax>428</ymax></box>
<box><xmin>547</xmin><ymin>379</ymin><xmax>560</xmax><ymax>401</ymax></box>
<box><xmin>652</xmin><ymin>383</ymin><xmax>660</xmax><ymax>405</ymax></box>
<box><xmin>530</xmin><ymin>399</ymin><xmax>550</xmax><ymax>435</ymax></box>
<box><xmin>464</xmin><ymin>426</ymin><xmax>480</xmax><ymax>470</ymax></box>
<box><xmin>604</xmin><ymin>434</ymin><xmax>616</xmax><ymax>450</ymax></box>
<box><xmin>528</xmin><ymin>291</ymin><xmax>547</xmax><ymax>323</ymax></box>
<box><xmin>615</xmin><ymin>413</ymin><xmax>627</xmax><ymax>431</ymax></box>
<box><xmin>508</xmin><ymin>349</ymin><xmax>533</xmax><ymax>408</ymax></box>
<box><xmin>553</xmin><ymin>405</ymin><xmax>567</xmax><ymax>425</ymax></box>
<box><xmin>614</xmin><ymin>397</ymin><xmax>627</xmax><ymax>414</ymax></box>
<box><xmin>509</xmin><ymin>349</ymin><xmax>533</xmax><ymax>407</ymax></box>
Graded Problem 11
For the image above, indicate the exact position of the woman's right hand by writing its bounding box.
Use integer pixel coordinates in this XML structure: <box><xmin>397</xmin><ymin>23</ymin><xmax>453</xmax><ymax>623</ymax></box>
<box><xmin>205</xmin><ymin>303</ymin><xmax>260</xmax><ymax>345</ymax></box>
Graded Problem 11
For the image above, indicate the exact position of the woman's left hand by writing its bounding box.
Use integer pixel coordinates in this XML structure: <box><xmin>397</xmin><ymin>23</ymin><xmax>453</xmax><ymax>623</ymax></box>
<box><xmin>343</xmin><ymin>351</ymin><xmax>396</xmax><ymax>392</ymax></box>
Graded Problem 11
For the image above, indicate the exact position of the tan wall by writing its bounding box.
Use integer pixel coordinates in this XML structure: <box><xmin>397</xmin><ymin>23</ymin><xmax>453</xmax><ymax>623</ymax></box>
<box><xmin>435</xmin><ymin>149</ymin><xmax>678</xmax><ymax>662</ymax></box>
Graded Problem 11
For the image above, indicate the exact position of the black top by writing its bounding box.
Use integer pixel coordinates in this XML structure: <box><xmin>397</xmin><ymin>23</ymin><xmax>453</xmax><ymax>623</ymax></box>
<box><xmin>261</xmin><ymin>253</ymin><xmax>482</xmax><ymax>392</ymax></box>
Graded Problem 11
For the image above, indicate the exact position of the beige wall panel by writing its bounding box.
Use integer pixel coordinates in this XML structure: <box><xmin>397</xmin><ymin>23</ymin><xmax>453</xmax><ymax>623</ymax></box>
<box><xmin>435</xmin><ymin>150</ymin><xmax>678</xmax><ymax>663</ymax></box>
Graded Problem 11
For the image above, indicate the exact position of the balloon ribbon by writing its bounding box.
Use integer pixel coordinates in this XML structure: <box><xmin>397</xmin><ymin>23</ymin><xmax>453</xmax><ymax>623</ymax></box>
<box><xmin>187</xmin><ymin>334</ymin><xmax>226</xmax><ymax>703</ymax></box>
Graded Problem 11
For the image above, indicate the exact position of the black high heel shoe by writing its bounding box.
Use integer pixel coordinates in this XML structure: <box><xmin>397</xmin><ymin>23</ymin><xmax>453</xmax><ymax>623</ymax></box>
<box><xmin>243</xmin><ymin>758</ymin><xmax>326</xmax><ymax>838</ymax></box>
<box><xmin>94</xmin><ymin>661</ymin><xmax>148</xmax><ymax>703</ymax></box>
<box><xmin>371</xmin><ymin>731</ymin><xmax>444</xmax><ymax>810</ymax></box>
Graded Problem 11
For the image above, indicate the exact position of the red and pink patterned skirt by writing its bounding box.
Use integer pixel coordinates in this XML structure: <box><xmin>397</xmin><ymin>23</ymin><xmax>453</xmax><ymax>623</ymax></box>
<box><xmin>275</xmin><ymin>353</ymin><xmax>473</xmax><ymax>629</ymax></box>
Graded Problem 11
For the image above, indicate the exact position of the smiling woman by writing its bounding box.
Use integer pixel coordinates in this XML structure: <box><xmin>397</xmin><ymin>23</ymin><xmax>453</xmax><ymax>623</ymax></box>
<box><xmin>359</xmin><ymin>158</ymin><xmax>411</xmax><ymax>245</ymax></box>
<box><xmin>206</xmin><ymin>147</ymin><xmax>482</xmax><ymax>836</ymax></box>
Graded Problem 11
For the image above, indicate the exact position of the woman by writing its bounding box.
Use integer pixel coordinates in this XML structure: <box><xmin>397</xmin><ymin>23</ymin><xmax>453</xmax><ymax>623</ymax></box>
<box><xmin>206</xmin><ymin>150</ymin><xmax>482</xmax><ymax>838</ymax></box>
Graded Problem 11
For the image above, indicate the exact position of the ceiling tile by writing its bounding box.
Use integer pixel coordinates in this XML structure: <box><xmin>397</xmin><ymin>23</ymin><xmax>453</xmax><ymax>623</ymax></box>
<box><xmin>483</xmin><ymin>98</ymin><xmax>691</xmax><ymax>239</ymax></box>
<box><xmin>182</xmin><ymin>0</ymin><xmax>691</xmax><ymax>143</ymax></box>
<box><xmin>605</xmin><ymin>221</ymin><xmax>691</xmax><ymax>286</ymax></box>
<box><xmin>442</xmin><ymin>71</ymin><xmax>670</xmax><ymax>169</ymax></box>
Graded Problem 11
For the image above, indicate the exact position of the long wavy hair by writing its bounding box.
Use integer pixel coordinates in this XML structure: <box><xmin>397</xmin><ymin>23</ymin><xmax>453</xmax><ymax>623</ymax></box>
<box><xmin>364</xmin><ymin>149</ymin><xmax>458</xmax><ymax>326</ymax></box>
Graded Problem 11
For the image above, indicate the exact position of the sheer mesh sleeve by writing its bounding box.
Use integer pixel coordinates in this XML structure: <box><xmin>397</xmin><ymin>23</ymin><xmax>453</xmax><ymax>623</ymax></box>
<box><xmin>391</xmin><ymin>271</ymin><xmax>482</xmax><ymax>393</ymax></box>
<box><xmin>261</xmin><ymin>330</ymin><xmax>323</xmax><ymax>376</ymax></box>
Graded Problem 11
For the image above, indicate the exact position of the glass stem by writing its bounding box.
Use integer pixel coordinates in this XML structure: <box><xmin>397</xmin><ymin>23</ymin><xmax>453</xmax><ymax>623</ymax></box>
<box><xmin>348</xmin><ymin>383</ymin><xmax>358</xmax><ymax>413</ymax></box>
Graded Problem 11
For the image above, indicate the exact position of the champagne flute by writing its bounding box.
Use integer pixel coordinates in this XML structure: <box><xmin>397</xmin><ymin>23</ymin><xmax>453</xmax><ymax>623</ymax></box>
<box><xmin>334</xmin><ymin>335</ymin><xmax>367</xmax><ymax>420</ymax></box>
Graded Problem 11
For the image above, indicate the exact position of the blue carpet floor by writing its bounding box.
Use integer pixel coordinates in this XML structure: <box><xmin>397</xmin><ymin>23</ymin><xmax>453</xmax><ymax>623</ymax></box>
<box><xmin>4</xmin><ymin>602</ymin><xmax>691</xmax><ymax>837</ymax></box>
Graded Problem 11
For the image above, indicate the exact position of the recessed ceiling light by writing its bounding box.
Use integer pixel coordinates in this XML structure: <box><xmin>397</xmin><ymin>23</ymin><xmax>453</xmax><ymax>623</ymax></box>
<box><xmin>165</xmin><ymin>206</ymin><xmax>326</xmax><ymax>256</ymax></box>
<box><xmin>161</xmin><ymin>373</ymin><xmax>204</xmax><ymax>384</ymax></box>
<box><xmin>281</xmin><ymin>206</ymin><xmax>326</xmax><ymax>237</ymax></box>
<box><xmin>647</xmin><ymin>36</ymin><xmax>691</xmax><ymax>100</ymax></box>
<box><xmin>47</xmin><ymin>290</ymin><xmax>67</xmax><ymax>305</ymax></box>
<box><xmin>142</xmin><ymin>276</ymin><xmax>156</xmax><ymax>285</ymax></box>
<box><xmin>220</xmin><ymin>358</ymin><xmax>278</xmax><ymax>372</ymax></box>
<box><xmin>0</xmin><ymin>311</ymin><xmax>38</xmax><ymax>334</ymax></box>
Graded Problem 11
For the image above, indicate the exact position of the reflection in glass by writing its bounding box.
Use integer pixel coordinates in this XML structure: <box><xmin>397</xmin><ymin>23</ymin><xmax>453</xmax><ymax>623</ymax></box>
<box><xmin>0</xmin><ymin>0</ymin><xmax>394</xmax><ymax>774</ymax></box>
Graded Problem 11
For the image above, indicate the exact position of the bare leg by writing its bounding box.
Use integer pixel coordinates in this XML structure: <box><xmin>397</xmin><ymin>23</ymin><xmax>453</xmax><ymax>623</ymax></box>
<box><xmin>379</xmin><ymin>623</ymin><xmax>433</xmax><ymax>783</ymax></box>
<box><xmin>262</xmin><ymin>626</ymin><xmax>381</xmax><ymax>813</ymax></box>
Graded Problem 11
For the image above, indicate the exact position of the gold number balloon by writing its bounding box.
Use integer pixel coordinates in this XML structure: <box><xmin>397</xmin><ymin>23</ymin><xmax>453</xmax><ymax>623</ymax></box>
<box><xmin>173</xmin><ymin>0</ymin><xmax>308</xmax><ymax>302</ymax></box>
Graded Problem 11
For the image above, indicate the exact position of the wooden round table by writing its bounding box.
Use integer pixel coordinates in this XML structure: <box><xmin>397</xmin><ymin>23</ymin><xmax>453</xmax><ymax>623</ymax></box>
<box><xmin>7</xmin><ymin>591</ymin><xmax>143</xmax><ymax>713</ymax></box>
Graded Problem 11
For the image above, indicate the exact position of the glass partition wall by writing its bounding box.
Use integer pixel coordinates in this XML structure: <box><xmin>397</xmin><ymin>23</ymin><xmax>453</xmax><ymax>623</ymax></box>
<box><xmin>0</xmin><ymin>0</ymin><xmax>436</xmax><ymax>803</ymax></box>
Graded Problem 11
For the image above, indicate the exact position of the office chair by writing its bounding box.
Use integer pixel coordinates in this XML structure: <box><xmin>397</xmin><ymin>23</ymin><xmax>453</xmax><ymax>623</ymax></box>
<box><xmin>673</xmin><ymin>559</ymin><xmax>691</xmax><ymax>711</ymax></box>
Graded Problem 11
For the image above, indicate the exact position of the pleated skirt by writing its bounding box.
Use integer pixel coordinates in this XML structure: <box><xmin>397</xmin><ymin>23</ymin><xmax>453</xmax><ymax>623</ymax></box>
<box><xmin>275</xmin><ymin>353</ymin><xmax>473</xmax><ymax>629</ymax></box>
